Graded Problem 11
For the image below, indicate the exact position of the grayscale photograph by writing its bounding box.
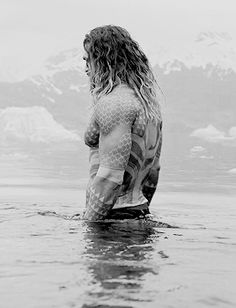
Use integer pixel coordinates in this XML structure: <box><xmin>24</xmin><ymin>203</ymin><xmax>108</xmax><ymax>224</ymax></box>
<box><xmin>0</xmin><ymin>0</ymin><xmax>236</xmax><ymax>307</ymax></box>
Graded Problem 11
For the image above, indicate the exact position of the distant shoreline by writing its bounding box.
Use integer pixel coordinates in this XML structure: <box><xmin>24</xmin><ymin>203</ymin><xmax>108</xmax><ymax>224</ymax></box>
<box><xmin>0</xmin><ymin>179</ymin><xmax>235</xmax><ymax>195</ymax></box>
<box><xmin>0</xmin><ymin>183</ymin><xmax>235</xmax><ymax>205</ymax></box>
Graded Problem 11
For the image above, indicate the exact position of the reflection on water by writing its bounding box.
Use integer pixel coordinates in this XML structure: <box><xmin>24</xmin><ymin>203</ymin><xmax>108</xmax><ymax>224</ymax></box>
<box><xmin>83</xmin><ymin>221</ymin><xmax>160</xmax><ymax>306</ymax></box>
<box><xmin>0</xmin><ymin>188</ymin><xmax>236</xmax><ymax>308</ymax></box>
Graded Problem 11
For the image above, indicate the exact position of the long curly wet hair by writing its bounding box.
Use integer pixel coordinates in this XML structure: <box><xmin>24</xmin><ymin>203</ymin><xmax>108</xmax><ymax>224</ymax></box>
<box><xmin>83</xmin><ymin>25</ymin><xmax>162</xmax><ymax>121</ymax></box>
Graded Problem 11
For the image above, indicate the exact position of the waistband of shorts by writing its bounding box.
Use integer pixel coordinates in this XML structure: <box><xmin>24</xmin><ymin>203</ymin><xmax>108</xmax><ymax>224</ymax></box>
<box><xmin>106</xmin><ymin>202</ymin><xmax>150</xmax><ymax>220</ymax></box>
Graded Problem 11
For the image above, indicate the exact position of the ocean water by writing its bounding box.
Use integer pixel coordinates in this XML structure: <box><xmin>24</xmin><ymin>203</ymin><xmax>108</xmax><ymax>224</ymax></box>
<box><xmin>0</xmin><ymin>186</ymin><xmax>236</xmax><ymax>308</ymax></box>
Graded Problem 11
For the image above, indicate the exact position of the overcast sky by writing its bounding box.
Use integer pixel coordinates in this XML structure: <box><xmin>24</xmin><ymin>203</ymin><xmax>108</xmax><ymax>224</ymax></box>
<box><xmin>1</xmin><ymin>0</ymin><xmax>236</xmax><ymax>80</ymax></box>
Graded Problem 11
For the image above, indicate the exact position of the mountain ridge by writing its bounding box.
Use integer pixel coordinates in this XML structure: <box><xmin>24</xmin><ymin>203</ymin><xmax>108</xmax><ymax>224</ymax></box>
<box><xmin>0</xmin><ymin>34</ymin><xmax>235</xmax><ymax>183</ymax></box>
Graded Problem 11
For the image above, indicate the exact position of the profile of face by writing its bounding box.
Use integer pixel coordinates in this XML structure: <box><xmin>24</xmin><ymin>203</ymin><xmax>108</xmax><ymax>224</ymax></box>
<box><xmin>83</xmin><ymin>46</ymin><xmax>96</xmax><ymax>78</ymax></box>
<box><xmin>83</xmin><ymin>51</ymin><xmax>90</xmax><ymax>76</ymax></box>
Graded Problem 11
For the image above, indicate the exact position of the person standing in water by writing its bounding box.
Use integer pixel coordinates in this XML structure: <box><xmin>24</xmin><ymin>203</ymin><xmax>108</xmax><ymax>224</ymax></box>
<box><xmin>83</xmin><ymin>25</ymin><xmax>162</xmax><ymax>220</ymax></box>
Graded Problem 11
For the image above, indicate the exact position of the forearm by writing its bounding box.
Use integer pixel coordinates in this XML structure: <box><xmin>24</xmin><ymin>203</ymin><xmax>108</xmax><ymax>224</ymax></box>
<box><xmin>84</xmin><ymin>176</ymin><xmax>120</xmax><ymax>220</ymax></box>
<box><xmin>143</xmin><ymin>128</ymin><xmax>162</xmax><ymax>204</ymax></box>
<box><xmin>142</xmin><ymin>166</ymin><xmax>160</xmax><ymax>204</ymax></box>
<box><xmin>86</xmin><ymin>148</ymin><xmax>99</xmax><ymax>207</ymax></box>
<box><xmin>84</xmin><ymin>167</ymin><xmax>124</xmax><ymax>220</ymax></box>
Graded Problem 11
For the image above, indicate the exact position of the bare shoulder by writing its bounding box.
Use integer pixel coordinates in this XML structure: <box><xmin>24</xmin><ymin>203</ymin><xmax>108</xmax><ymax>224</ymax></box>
<box><xmin>94</xmin><ymin>85</ymin><xmax>141</xmax><ymax>134</ymax></box>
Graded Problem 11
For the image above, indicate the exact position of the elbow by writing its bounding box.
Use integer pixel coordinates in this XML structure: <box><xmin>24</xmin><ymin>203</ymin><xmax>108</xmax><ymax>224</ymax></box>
<box><xmin>84</xmin><ymin>131</ymin><xmax>99</xmax><ymax>148</ymax></box>
<box><xmin>96</xmin><ymin>166</ymin><xmax>124</xmax><ymax>186</ymax></box>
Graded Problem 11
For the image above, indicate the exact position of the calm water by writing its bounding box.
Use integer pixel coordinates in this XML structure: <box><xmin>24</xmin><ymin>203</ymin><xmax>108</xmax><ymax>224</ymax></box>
<box><xmin>0</xmin><ymin>187</ymin><xmax>236</xmax><ymax>308</ymax></box>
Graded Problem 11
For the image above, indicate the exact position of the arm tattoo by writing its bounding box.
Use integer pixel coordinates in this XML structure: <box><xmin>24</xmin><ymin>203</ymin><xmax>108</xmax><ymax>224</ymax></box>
<box><xmin>84</xmin><ymin>95</ymin><xmax>138</xmax><ymax>220</ymax></box>
<box><xmin>142</xmin><ymin>128</ymin><xmax>162</xmax><ymax>204</ymax></box>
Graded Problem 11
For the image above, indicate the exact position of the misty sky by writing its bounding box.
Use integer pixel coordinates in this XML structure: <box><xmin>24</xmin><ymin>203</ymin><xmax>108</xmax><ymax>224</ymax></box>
<box><xmin>1</xmin><ymin>0</ymin><xmax>236</xmax><ymax>79</ymax></box>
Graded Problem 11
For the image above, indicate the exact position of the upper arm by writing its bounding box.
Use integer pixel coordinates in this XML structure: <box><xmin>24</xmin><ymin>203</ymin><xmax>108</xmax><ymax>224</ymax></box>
<box><xmin>95</xmin><ymin>98</ymin><xmax>138</xmax><ymax>171</ymax></box>
<box><xmin>84</xmin><ymin>112</ymin><xmax>99</xmax><ymax>148</ymax></box>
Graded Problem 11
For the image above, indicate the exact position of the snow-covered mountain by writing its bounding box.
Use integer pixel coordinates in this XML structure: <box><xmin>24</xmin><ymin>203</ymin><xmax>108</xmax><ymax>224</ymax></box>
<box><xmin>29</xmin><ymin>48</ymin><xmax>87</xmax><ymax>90</ymax></box>
<box><xmin>0</xmin><ymin>106</ymin><xmax>80</xmax><ymax>144</ymax></box>
<box><xmin>1</xmin><ymin>31</ymin><xmax>236</xmax><ymax>83</ymax></box>
<box><xmin>152</xmin><ymin>31</ymin><xmax>236</xmax><ymax>75</ymax></box>
<box><xmin>0</xmin><ymin>31</ymin><xmax>235</xmax><ymax>184</ymax></box>
<box><xmin>191</xmin><ymin>124</ymin><xmax>236</xmax><ymax>145</ymax></box>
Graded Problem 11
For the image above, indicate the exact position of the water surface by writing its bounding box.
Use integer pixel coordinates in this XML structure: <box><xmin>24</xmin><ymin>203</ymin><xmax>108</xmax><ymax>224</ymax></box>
<box><xmin>0</xmin><ymin>188</ymin><xmax>236</xmax><ymax>308</ymax></box>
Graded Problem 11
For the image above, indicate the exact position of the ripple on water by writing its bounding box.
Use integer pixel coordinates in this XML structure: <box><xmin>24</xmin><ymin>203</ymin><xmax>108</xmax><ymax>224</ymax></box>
<box><xmin>1</xmin><ymin>194</ymin><xmax>236</xmax><ymax>308</ymax></box>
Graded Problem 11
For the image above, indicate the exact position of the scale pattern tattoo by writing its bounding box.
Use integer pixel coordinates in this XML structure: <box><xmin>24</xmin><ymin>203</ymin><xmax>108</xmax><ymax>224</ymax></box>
<box><xmin>83</xmin><ymin>84</ymin><xmax>162</xmax><ymax>220</ymax></box>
